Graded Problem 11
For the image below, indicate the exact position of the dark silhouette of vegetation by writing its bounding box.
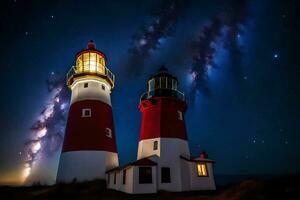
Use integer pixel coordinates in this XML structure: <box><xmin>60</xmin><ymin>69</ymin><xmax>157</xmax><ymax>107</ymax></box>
<box><xmin>0</xmin><ymin>176</ymin><xmax>299</xmax><ymax>200</ymax></box>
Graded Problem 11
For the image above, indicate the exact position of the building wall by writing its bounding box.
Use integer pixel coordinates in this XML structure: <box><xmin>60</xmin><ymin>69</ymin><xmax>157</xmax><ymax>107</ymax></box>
<box><xmin>180</xmin><ymin>159</ymin><xmax>191</xmax><ymax>191</ymax></box>
<box><xmin>62</xmin><ymin>99</ymin><xmax>117</xmax><ymax>152</ymax></box>
<box><xmin>137</xmin><ymin>138</ymin><xmax>190</xmax><ymax>192</ymax></box>
<box><xmin>107</xmin><ymin>166</ymin><xmax>156</xmax><ymax>194</ymax></box>
<box><xmin>57</xmin><ymin>77</ymin><xmax>119</xmax><ymax>183</ymax></box>
<box><xmin>189</xmin><ymin>162</ymin><xmax>216</xmax><ymax>190</ymax></box>
<box><xmin>132</xmin><ymin>166</ymin><xmax>157</xmax><ymax>194</ymax></box>
<box><xmin>70</xmin><ymin>78</ymin><xmax>112</xmax><ymax>105</ymax></box>
<box><xmin>57</xmin><ymin>151</ymin><xmax>118</xmax><ymax>182</ymax></box>
<box><xmin>118</xmin><ymin>167</ymin><xmax>134</xmax><ymax>194</ymax></box>
<box><xmin>106</xmin><ymin>159</ymin><xmax>216</xmax><ymax>193</ymax></box>
<box><xmin>138</xmin><ymin>97</ymin><xmax>187</xmax><ymax>140</ymax></box>
<box><xmin>107</xmin><ymin>170</ymin><xmax>120</xmax><ymax>191</ymax></box>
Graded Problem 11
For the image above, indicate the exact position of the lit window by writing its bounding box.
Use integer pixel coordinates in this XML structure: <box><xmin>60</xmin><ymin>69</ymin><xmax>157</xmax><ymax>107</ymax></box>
<box><xmin>102</xmin><ymin>84</ymin><xmax>105</xmax><ymax>90</ymax></box>
<box><xmin>82</xmin><ymin>108</ymin><xmax>91</xmax><ymax>117</ymax></box>
<box><xmin>153</xmin><ymin>141</ymin><xmax>158</xmax><ymax>150</ymax></box>
<box><xmin>197</xmin><ymin>163</ymin><xmax>208</xmax><ymax>177</ymax></box>
<box><xmin>106</xmin><ymin>128</ymin><xmax>112</xmax><ymax>138</ymax></box>
<box><xmin>76</xmin><ymin>52</ymin><xmax>105</xmax><ymax>74</ymax></box>
<box><xmin>177</xmin><ymin>110</ymin><xmax>183</xmax><ymax>120</ymax></box>
<box><xmin>84</xmin><ymin>83</ymin><xmax>88</xmax><ymax>88</ymax></box>
<box><xmin>89</xmin><ymin>53</ymin><xmax>97</xmax><ymax>72</ymax></box>
<box><xmin>76</xmin><ymin>55</ymin><xmax>83</xmax><ymax>72</ymax></box>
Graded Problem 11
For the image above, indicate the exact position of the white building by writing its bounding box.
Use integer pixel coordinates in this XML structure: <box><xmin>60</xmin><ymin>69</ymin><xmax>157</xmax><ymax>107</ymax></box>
<box><xmin>106</xmin><ymin>66</ymin><xmax>216</xmax><ymax>194</ymax></box>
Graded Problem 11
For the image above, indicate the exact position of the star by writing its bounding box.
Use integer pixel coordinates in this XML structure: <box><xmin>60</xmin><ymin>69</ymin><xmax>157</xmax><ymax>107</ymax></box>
<box><xmin>284</xmin><ymin>140</ymin><xmax>289</xmax><ymax>145</ymax></box>
<box><xmin>280</xmin><ymin>128</ymin><xmax>284</xmax><ymax>132</ymax></box>
<box><xmin>273</xmin><ymin>53</ymin><xmax>279</xmax><ymax>59</ymax></box>
<box><xmin>25</xmin><ymin>31</ymin><xmax>29</xmax><ymax>36</ymax></box>
<box><xmin>51</xmin><ymin>15</ymin><xmax>54</xmax><ymax>19</ymax></box>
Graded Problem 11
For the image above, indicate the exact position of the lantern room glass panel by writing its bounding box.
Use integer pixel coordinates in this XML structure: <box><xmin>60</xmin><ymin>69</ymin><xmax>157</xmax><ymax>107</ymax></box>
<box><xmin>167</xmin><ymin>77</ymin><xmax>172</xmax><ymax>89</ymax></box>
<box><xmin>89</xmin><ymin>53</ymin><xmax>97</xmax><ymax>72</ymax></box>
<box><xmin>148</xmin><ymin>79</ymin><xmax>155</xmax><ymax>92</ymax></box>
<box><xmin>155</xmin><ymin>77</ymin><xmax>160</xmax><ymax>89</ymax></box>
<box><xmin>172</xmin><ymin>79</ymin><xmax>177</xmax><ymax>90</ymax></box>
<box><xmin>161</xmin><ymin>77</ymin><xmax>167</xmax><ymax>89</ymax></box>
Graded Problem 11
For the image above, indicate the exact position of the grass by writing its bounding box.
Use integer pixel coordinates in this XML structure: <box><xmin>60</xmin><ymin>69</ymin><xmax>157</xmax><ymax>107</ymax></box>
<box><xmin>0</xmin><ymin>176</ymin><xmax>299</xmax><ymax>200</ymax></box>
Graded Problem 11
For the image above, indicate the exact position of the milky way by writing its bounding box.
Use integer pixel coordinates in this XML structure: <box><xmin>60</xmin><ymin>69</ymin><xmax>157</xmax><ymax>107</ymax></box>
<box><xmin>125</xmin><ymin>0</ymin><xmax>188</xmax><ymax>76</ymax></box>
<box><xmin>188</xmin><ymin>0</ymin><xmax>247</xmax><ymax>101</ymax></box>
<box><xmin>22</xmin><ymin>73</ymin><xmax>69</xmax><ymax>181</ymax></box>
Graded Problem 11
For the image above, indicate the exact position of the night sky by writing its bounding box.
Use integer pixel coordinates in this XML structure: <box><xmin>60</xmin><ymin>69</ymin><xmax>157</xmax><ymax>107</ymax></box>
<box><xmin>0</xmin><ymin>0</ymin><xmax>299</xmax><ymax>185</ymax></box>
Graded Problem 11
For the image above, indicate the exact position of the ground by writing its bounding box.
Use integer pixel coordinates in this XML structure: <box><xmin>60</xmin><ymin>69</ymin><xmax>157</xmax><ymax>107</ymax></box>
<box><xmin>0</xmin><ymin>176</ymin><xmax>299</xmax><ymax>200</ymax></box>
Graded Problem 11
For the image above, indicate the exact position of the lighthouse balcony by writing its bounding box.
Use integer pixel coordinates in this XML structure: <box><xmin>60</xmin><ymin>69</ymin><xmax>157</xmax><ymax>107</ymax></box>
<box><xmin>140</xmin><ymin>89</ymin><xmax>185</xmax><ymax>102</ymax></box>
<box><xmin>66</xmin><ymin>65</ymin><xmax>115</xmax><ymax>88</ymax></box>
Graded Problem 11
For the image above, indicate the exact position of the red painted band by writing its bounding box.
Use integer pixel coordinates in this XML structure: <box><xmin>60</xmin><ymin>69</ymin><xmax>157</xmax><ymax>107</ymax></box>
<box><xmin>62</xmin><ymin>100</ymin><xmax>117</xmax><ymax>153</ymax></box>
<box><xmin>138</xmin><ymin>97</ymin><xmax>188</xmax><ymax>141</ymax></box>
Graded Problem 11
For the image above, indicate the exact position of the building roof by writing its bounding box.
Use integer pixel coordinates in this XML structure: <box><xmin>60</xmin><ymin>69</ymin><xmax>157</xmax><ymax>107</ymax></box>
<box><xmin>106</xmin><ymin>157</ymin><xmax>157</xmax><ymax>173</ymax></box>
<box><xmin>180</xmin><ymin>155</ymin><xmax>216</xmax><ymax>163</ymax></box>
<box><xmin>130</xmin><ymin>157</ymin><xmax>157</xmax><ymax>166</ymax></box>
<box><xmin>148</xmin><ymin>65</ymin><xmax>178</xmax><ymax>81</ymax></box>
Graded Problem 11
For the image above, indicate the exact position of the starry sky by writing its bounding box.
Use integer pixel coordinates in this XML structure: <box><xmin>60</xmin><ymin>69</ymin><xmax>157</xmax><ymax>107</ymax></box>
<box><xmin>0</xmin><ymin>0</ymin><xmax>299</xmax><ymax>185</ymax></box>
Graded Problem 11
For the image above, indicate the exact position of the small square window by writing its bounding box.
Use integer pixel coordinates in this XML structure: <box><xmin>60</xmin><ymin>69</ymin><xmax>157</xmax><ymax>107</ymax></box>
<box><xmin>82</xmin><ymin>108</ymin><xmax>91</xmax><ymax>117</ymax></box>
<box><xmin>197</xmin><ymin>163</ymin><xmax>208</xmax><ymax>177</ymax></box>
<box><xmin>177</xmin><ymin>110</ymin><xmax>183</xmax><ymax>120</ymax></box>
<box><xmin>84</xmin><ymin>83</ymin><xmax>88</xmax><ymax>88</ymax></box>
<box><xmin>102</xmin><ymin>84</ymin><xmax>106</xmax><ymax>90</ymax></box>
<box><xmin>153</xmin><ymin>141</ymin><xmax>158</xmax><ymax>150</ymax></box>
<box><xmin>106</xmin><ymin>128</ymin><xmax>112</xmax><ymax>138</ymax></box>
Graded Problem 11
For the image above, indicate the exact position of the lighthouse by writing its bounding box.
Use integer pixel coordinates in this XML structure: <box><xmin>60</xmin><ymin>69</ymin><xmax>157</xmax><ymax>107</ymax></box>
<box><xmin>137</xmin><ymin>66</ymin><xmax>190</xmax><ymax>191</ymax></box>
<box><xmin>56</xmin><ymin>41</ymin><xmax>119</xmax><ymax>182</ymax></box>
<box><xmin>106</xmin><ymin>66</ymin><xmax>215</xmax><ymax>193</ymax></box>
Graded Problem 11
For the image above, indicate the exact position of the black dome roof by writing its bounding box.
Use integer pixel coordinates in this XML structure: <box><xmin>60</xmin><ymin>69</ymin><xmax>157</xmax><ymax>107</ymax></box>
<box><xmin>149</xmin><ymin>65</ymin><xmax>178</xmax><ymax>81</ymax></box>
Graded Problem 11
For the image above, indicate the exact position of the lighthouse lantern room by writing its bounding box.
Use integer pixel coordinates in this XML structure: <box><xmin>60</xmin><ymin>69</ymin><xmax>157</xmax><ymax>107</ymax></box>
<box><xmin>56</xmin><ymin>41</ymin><xmax>119</xmax><ymax>182</ymax></box>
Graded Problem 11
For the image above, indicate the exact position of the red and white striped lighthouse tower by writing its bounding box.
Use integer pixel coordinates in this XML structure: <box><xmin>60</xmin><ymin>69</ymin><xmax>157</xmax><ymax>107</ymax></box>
<box><xmin>56</xmin><ymin>41</ymin><xmax>118</xmax><ymax>182</ymax></box>
<box><xmin>137</xmin><ymin>66</ymin><xmax>190</xmax><ymax>191</ymax></box>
